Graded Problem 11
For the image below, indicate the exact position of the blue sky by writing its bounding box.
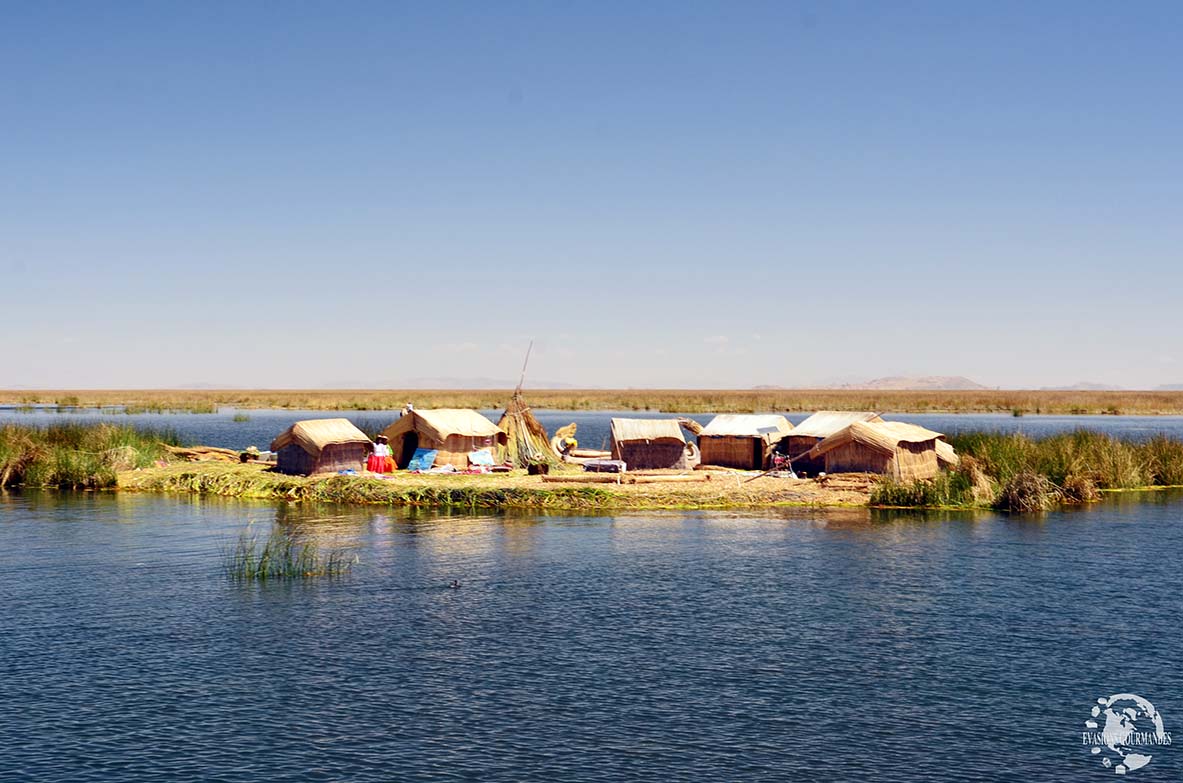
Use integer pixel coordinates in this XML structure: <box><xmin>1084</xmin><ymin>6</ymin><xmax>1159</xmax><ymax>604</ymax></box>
<box><xmin>2</xmin><ymin>1</ymin><xmax>1180</xmax><ymax>388</ymax></box>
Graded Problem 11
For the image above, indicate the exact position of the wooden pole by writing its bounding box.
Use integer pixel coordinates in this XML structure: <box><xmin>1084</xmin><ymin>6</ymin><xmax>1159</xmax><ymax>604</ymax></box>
<box><xmin>516</xmin><ymin>340</ymin><xmax>534</xmax><ymax>394</ymax></box>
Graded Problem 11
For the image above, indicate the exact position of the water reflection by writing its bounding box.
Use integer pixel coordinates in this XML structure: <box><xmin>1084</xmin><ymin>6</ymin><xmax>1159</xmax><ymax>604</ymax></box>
<box><xmin>2</xmin><ymin>491</ymin><xmax>1183</xmax><ymax>781</ymax></box>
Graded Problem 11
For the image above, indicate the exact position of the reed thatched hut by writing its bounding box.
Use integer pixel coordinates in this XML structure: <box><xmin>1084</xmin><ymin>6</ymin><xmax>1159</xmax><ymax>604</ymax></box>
<box><xmin>270</xmin><ymin>418</ymin><xmax>371</xmax><ymax>476</ymax></box>
<box><xmin>698</xmin><ymin>414</ymin><xmax>794</xmax><ymax>470</ymax></box>
<box><xmin>381</xmin><ymin>409</ymin><xmax>507</xmax><ymax>470</ymax></box>
<box><xmin>610</xmin><ymin>418</ymin><xmax>699</xmax><ymax>470</ymax></box>
<box><xmin>804</xmin><ymin>420</ymin><xmax>953</xmax><ymax>481</ymax></box>
<box><xmin>497</xmin><ymin>390</ymin><xmax>558</xmax><ymax>468</ymax></box>
<box><xmin>778</xmin><ymin>411</ymin><xmax>883</xmax><ymax>475</ymax></box>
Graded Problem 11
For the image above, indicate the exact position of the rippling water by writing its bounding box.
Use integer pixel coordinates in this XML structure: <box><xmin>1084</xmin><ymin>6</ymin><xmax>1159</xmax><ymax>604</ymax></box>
<box><xmin>3</xmin><ymin>492</ymin><xmax>1182</xmax><ymax>781</ymax></box>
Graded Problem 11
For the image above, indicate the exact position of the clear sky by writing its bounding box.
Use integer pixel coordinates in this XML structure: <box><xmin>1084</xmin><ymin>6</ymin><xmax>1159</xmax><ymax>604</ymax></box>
<box><xmin>2</xmin><ymin>1</ymin><xmax>1180</xmax><ymax>389</ymax></box>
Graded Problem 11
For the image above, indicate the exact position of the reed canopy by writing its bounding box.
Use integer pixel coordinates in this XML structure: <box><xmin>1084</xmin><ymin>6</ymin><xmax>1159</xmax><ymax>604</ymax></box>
<box><xmin>805</xmin><ymin>420</ymin><xmax>955</xmax><ymax>481</ymax></box>
<box><xmin>270</xmin><ymin>418</ymin><xmax>371</xmax><ymax>476</ymax></box>
<box><xmin>382</xmin><ymin>409</ymin><xmax>507</xmax><ymax>469</ymax></box>
<box><xmin>698</xmin><ymin>414</ymin><xmax>794</xmax><ymax>470</ymax></box>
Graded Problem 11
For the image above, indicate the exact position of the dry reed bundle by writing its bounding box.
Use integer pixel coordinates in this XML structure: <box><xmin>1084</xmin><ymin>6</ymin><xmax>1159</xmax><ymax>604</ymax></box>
<box><xmin>497</xmin><ymin>390</ymin><xmax>559</xmax><ymax>468</ymax></box>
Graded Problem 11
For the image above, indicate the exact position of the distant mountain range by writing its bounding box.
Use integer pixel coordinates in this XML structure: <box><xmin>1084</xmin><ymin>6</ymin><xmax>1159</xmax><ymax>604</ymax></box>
<box><xmin>1038</xmin><ymin>383</ymin><xmax>1183</xmax><ymax>391</ymax></box>
<box><xmin>752</xmin><ymin>376</ymin><xmax>989</xmax><ymax>391</ymax></box>
<box><xmin>753</xmin><ymin>378</ymin><xmax>1183</xmax><ymax>392</ymax></box>
<box><xmin>176</xmin><ymin>378</ymin><xmax>589</xmax><ymax>390</ymax></box>
<box><xmin>399</xmin><ymin>377</ymin><xmax>586</xmax><ymax>390</ymax></box>
<box><xmin>836</xmin><ymin>376</ymin><xmax>991</xmax><ymax>391</ymax></box>
<box><xmin>1040</xmin><ymin>382</ymin><xmax>1126</xmax><ymax>391</ymax></box>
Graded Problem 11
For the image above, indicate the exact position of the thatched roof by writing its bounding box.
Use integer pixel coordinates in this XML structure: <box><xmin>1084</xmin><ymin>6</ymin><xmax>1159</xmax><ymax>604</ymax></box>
<box><xmin>807</xmin><ymin>421</ymin><xmax>945</xmax><ymax>459</ymax></box>
<box><xmin>382</xmin><ymin>409</ymin><xmax>505</xmax><ymax>443</ymax></box>
<box><xmin>270</xmin><ymin>418</ymin><xmax>370</xmax><ymax>455</ymax></box>
<box><xmin>700</xmin><ymin>414</ymin><xmax>793</xmax><ymax>439</ymax></box>
<box><xmin>789</xmin><ymin>411</ymin><xmax>883</xmax><ymax>439</ymax></box>
<box><xmin>935</xmin><ymin>439</ymin><xmax>960</xmax><ymax>467</ymax></box>
<box><xmin>610</xmin><ymin>418</ymin><xmax>686</xmax><ymax>443</ymax></box>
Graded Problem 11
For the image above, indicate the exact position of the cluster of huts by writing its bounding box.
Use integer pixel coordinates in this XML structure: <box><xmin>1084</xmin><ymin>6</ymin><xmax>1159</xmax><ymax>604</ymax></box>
<box><xmin>269</xmin><ymin>400</ymin><xmax>958</xmax><ymax>481</ymax></box>
<box><xmin>268</xmin><ymin>410</ymin><xmax>508</xmax><ymax>476</ymax></box>
<box><xmin>605</xmin><ymin>410</ymin><xmax>956</xmax><ymax>480</ymax></box>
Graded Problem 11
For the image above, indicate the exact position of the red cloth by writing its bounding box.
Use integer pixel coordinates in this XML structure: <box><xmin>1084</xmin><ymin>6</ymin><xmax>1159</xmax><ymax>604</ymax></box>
<box><xmin>367</xmin><ymin>454</ymin><xmax>394</xmax><ymax>473</ymax></box>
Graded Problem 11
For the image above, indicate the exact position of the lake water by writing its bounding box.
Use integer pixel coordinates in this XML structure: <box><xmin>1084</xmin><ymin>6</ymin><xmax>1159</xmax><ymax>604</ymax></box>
<box><xmin>4</xmin><ymin>406</ymin><xmax>1183</xmax><ymax>451</ymax></box>
<box><xmin>2</xmin><ymin>490</ymin><xmax>1182</xmax><ymax>781</ymax></box>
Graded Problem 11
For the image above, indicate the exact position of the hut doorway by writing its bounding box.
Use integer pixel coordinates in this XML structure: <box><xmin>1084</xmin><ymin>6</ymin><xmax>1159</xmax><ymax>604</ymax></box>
<box><xmin>399</xmin><ymin>433</ymin><xmax>420</xmax><ymax>468</ymax></box>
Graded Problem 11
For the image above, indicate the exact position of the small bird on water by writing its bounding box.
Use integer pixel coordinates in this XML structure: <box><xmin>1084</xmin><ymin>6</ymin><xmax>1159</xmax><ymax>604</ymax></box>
<box><xmin>448</xmin><ymin>580</ymin><xmax>461</xmax><ymax>589</ymax></box>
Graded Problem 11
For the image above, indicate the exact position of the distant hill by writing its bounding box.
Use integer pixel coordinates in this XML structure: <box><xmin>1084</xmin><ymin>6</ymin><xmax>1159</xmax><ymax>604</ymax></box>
<box><xmin>400</xmin><ymin>377</ymin><xmax>585</xmax><ymax>390</ymax></box>
<box><xmin>750</xmin><ymin>376</ymin><xmax>990</xmax><ymax>391</ymax></box>
<box><xmin>1157</xmin><ymin>384</ymin><xmax>1183</xmax><ymax>391</ymax></box>
<box><xmin>1040</xmin><ymin>382</ymin><xmax>1125</xmax><ymax>391</ymax></box>
<box><xmin>177</xmin><ymin>382</ymin><xmax>247</xmax><ymax>390</ymax></box>
<box><xmin>838</xmin><ymin>376</ymin><xmax>990</xmax><ymax>391</ymax></box>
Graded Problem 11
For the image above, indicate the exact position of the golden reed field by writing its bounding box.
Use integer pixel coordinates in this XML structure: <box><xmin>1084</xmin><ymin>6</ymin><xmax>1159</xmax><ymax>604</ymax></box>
<box><xmin>5</xmin><ymin>389</ymin><xmax>1183</xmax><ymax>415</ymax></box>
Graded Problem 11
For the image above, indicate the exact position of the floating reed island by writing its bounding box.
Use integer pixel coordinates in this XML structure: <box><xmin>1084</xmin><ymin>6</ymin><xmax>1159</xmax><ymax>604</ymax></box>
<box><xmin>6</xmin><ymin>408</ymin><xmax>1183</xmax><ymax>511</ymax></box>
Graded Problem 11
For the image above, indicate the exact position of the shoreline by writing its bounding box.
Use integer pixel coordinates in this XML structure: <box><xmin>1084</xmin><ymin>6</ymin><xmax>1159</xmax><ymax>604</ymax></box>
<box><xmin>7</xmin><ymin>388</ymin><xmax>1183</xmax><ymax>416</ymax></box>
<box><xmin>111</xmin><ymin>462</ymin><xmax>1183</xmax><ymax>512</ymax></box>
<box><xmin>116</xmin><ymin>462</ymin><xmax>878</xmax><ymax>511</ymax></box>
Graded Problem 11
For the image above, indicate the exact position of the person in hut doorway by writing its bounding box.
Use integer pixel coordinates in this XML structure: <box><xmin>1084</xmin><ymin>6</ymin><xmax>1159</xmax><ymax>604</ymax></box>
<box><xmin>368</xmin><ymin>435</ymin><xmax>394</xmax><ymax>473</ymax></box>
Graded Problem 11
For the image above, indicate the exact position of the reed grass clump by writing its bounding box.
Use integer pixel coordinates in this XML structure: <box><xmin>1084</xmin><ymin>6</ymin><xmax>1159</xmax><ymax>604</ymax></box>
<box><xmin>996</xmin><ymin>472</ymin><xmax>1059</xmax><ymax>512</ymax></box>
<box><xmin>1143</xmin><ymin>436</ymin><xmax>1183</xmax><ymax>486</ymax></box>
<box><xmin>870</xmin><ymin>471</ymin><xmax>975</xmax><ymax>507</ymax></box>
<box><xmin>0</xmin><ymin>422</ymin><xmax>182</xmax><ymax>488</ymax></box>
<box><xmin>224</xmin><ymin>527</ymin><xmax>355</xmax><ymax>580</ymax></box>
<box><xmin>124</xmin><ymin>402</ymin><xmax>217</xmax><ymax>414</ymax></box>
<box><xmin>948</xmin><ymin>429</ymin><xmax>1174</xmax><ymax>490</ymax></box>
<box><xmin>874</xmin><ymin>431</ymin><xmax>1183</xmax><ymax>510</ymax></box>
<box><xmin>870</xmin><ymin>455</ymin><xmax>995</xmax><ymax>508</ymax></box>
<box><xmin>1059</xmin><ymin>474</ymin><xmax>1101</xmax><ymax>503</ymax></box>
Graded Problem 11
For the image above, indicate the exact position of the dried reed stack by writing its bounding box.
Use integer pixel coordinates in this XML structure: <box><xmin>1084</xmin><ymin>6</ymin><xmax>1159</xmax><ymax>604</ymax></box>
<box><xmin>498</xmin><ymin>390</ymin><xmax>558</xmax><ymax>468</ymax></box>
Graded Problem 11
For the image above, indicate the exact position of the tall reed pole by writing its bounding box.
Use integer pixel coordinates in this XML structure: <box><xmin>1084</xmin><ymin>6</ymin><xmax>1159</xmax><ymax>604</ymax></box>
<box><xmin>516</xmin><ymin>340</ymin><xmax>534</xmax><ymax>394</ymax></box>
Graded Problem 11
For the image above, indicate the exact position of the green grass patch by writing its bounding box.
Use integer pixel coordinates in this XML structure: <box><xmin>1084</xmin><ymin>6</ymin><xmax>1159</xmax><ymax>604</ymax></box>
<box><xmin>870</xmin><ymin>470</ymin><xmax>977</xmax><ymax>508</ymax></box>
<box><xmin>129</xmin><ymin>465</ymin><xmax>623</xmax><ymax>510</ymax></box>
